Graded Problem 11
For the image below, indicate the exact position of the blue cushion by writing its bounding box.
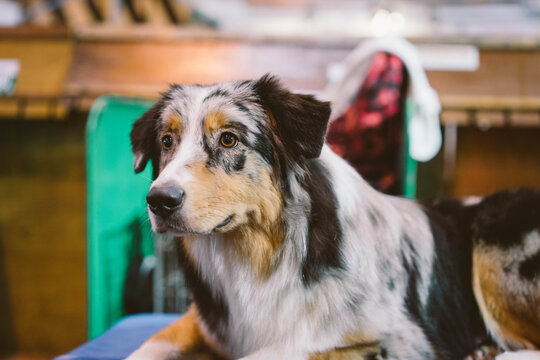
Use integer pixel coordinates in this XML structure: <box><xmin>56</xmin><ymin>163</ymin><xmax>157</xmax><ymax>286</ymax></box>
<box><xmin>55</xmin><ymin>314</ymin><xmax>180</xmax><ymax>360</ymax></box>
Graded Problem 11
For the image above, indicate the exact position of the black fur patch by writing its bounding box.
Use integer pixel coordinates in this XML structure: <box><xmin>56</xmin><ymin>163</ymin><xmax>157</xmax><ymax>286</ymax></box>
<box><xmin>300</xmin><ymin>160</ymin><xmax>344</xmax><ymax>285</ymax></box>
<box><xmin>250</xmin><ymin>131</ymin><xmax>276</xmax><ymax>167</ymax></box>
<box><xmin>163</xmin><ymin>84</ymin><xmax>183</xmax><ymax>100</ymax></box>
<box><xmin>253</xmin><ymin>74</ymin><xmax>331</xmax><ymax>159</ymax></box>
<box><xmin>234</xmin><ymin>100</ymin><xmax>252</xmax><ymax>117</ymax></box>
<box><xmin>473</xmin><ymin>188</ymin><xmax>540</xmax><ymax>248</ymax></box>
<box><xmin>519</xmin><ymin>250</ymin><xmax>540</xmax><ymax>280</ymax></box>
<box><xmin>226</xmin><ymin>151</ymin><xmax>246</xmax><ymax>173</ymax></box>
<box><xmin>130</xmin><ymin>99</ymin><xmax>165</xmax><ymax>179</ymax></box>
<box><xmin>203</xmin><ymin>88</ymin><xmax>230</xmax><ymax>103</ymax></box>
<box><xmin>368</xmin><ymin>209</ymin><xmax>382</xmax><ymax>227</ymax></box>
<box><xmin>411</xmin><ymin>201</ymin><xmax>487</xmax><ymax>359</ymax></box>
<box><xmin>175</xmin><ymin>237</ymin><xmax>229</xmax><ymax>343</ymax></box>
<box><xmin>401</xmin><ymin>234</ymin><xmax>421</xmax><ymax>314</ymax></box>
<box><xmin>202</xmin><ymin>122</ymin><xmax>251</xmax><ymax>173</ymax></box>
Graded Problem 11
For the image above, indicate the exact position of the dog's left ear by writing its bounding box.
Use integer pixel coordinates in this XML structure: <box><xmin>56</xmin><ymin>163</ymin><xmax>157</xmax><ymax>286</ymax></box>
<box><xmin>254</xmin><ymin>74</ymin><xmax>331</xmax><ymax>159</ymax></box>
<box><xmin>130</xmin><ymin>99</ymin><xmax>164</xmax><ymax>178</ymax></box>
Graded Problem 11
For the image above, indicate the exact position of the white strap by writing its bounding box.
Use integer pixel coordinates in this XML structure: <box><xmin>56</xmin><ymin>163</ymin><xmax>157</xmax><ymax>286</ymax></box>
<box><xmin>324</xmin><ymin>37</ymin><xmax>442</xmax><ymax>162</ymax></box>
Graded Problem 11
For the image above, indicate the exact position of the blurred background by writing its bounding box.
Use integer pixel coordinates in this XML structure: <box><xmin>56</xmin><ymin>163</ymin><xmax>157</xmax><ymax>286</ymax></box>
<box><xmin>1</xmin><ymin>0</ymin><xmax>539</xmax><ymax>359</ymax></box>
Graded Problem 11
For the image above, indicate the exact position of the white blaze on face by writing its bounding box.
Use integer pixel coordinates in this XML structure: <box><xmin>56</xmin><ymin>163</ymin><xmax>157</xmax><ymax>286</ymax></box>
<box><xmin>151</xmin><ymin>87</ymin><xmax>212</xmax><ymax>192</ymax></box>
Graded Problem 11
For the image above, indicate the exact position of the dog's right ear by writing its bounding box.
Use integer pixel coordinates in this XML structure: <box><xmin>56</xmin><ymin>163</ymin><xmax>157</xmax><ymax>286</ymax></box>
<box><xmin>253</xmin><ymin>74</ymin><xmax>331</xmax><ymax>159</ymax></box>
<box><xmin>130</xmin><ymin>100</ymin><xmax>164</xmax><ymax>176</ymax></box>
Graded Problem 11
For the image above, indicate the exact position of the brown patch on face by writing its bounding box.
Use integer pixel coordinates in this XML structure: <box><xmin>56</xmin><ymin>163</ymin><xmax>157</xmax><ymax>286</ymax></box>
<box><xmin>165</xmin><ymin>112</ymin><xmax>182</xmax><ymax>133</ymax></box>
<box><xmin>473</xmin><ymin>246</ymin><xmax>540</xmax><ymax>350</ymax></box>
<box><xmin>183</xmin><ymin>159</ymin><xmax>284</xmax><ymax>277</ymax></box>
<box><xmin>309</xmin><ymin>342</ymin><xmax>382</xmax><ymax>360</ymax></box>
<box><xmin>205</xmin><ymin>110</ymin><xmax>228</xmax><ymax>134</ymax></box>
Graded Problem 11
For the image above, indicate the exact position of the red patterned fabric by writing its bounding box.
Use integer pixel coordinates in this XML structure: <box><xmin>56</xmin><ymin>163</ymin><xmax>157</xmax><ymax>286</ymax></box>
<box><xmin>326</xmin><ymin>52</ymin><xmax>409</xmax><ymax>195</ymax></box>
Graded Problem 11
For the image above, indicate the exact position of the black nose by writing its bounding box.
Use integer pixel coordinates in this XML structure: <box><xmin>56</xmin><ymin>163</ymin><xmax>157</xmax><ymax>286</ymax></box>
<box><xmin>146</xmin><ymin>186</ymin><xmax>185</xmax><ymax>217</ymax></box>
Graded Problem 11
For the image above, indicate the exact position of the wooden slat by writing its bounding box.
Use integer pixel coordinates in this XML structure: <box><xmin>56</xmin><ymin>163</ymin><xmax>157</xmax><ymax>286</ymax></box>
<box><xmin>85</xmin><ymin>0</ymin><xmax>104</xmax><ymax>22</ymax></box>
<box><xmin>164</xmin><ymin>0</ymin><xmax>192</xmax><ymax>24</ymax></box>
<box><xmin>140</xmin><ymin>0</ymin><xmax>169</xmax><ymax>26</ymax></box>
<box><xmin>0</xmin><ymin>96</ymin><xmax>69</xmax><ymax>120</ymax></box>
<box><xmin>26</xmin><ymin>0</ymin><xmax>56</xmax><ymax>26</ymax></box>
<box><xmin>94</xmin><ymin>0</ymin><xmax>109</xmax><ymax>23</ymax></box>
<box><xmin>63</xmin><ymin>0</ymin><xmax>95</xmax><ymax>29</ymax></box>
<box><xmin>125</xmin><ymin>0</ymin><xmax>146</xmax><ymax>23</ymax></box>
<box><xmin>440</xmin><ymin>95</ymin><xmax>540</xmax><ymax>111</ymax></box>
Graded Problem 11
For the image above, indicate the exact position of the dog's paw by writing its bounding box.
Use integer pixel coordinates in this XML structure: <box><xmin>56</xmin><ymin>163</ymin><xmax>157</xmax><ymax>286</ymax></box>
<box><xmin>495</xmin><ymin>351</ymin><xmax>540</xmax><ymax>360</ymax></box>
<box><xmin>464</xmin><ymin>345</ymin><xmax>502</xmax><ymax>360</ymax></box>
<box><xmin>125</xmin><ymin>340</ymin><xmax>180</xmax><ymax>360</ymax></box>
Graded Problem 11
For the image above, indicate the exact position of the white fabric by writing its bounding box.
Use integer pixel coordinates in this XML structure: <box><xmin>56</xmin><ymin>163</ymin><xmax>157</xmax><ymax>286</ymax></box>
<box><xmin>324</xmin><ymin>37</ymin><xmax>442</xmax><ymax>162</ymax></box>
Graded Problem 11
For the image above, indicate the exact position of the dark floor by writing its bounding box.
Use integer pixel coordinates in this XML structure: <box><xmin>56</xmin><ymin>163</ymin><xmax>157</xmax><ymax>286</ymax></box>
<box><xmin>0</xmin><ymin>355</ymin><xmax>51</xmax><ymax>360</ymax></box>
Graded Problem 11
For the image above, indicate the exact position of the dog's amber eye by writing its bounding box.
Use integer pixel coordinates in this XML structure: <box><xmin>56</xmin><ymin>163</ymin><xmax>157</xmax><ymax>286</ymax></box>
<box><xmin>161</xmin><ymin>135</ymin><xmax>173</xmax><ymax>150</ymax></box>
<box><xmin>219</xmin><ymin>132</ymin><xmax>238</xmax><ymax>148</ymax></box>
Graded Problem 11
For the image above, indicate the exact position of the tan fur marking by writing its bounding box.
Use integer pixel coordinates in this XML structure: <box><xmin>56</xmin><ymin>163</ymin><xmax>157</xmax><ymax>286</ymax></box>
<box><xmin>225</xmin><ymin>221</ymin><xmax>284</xmax><ymax>278</ymax></box>
<box><xmin>265</xmin><ymin>108</ymin><xmax>277</xmax><ymax>128</ymax></box>
<box><xmin>342</xmin><ymin>332</ymin><xmax>378</xmax><ymax>347</ymax></box>
<box><xmin>309</xmin><ymin>342</ymin><xmax>381</xmax><ymax>360</ymax></box>
<box><xmin>184</xmin><ymin>161</ymin><xmax>283</xmax><ymax>278</ymax></box>
<box><xmin>205</xmin><ymin>110</ymin><xmax>228</xmax><ymax>134</ymax></box>
<box><xmin>165</xmin><ymin>113</ymin><xmax>182</xmax><ymax>133</ymax></box>
<box><xmin>181</xmin><ymin>235</ymin><xmax>197</xmax><ymax>267</ymax></box>
<box><xmin>149</xmin><ymin>305</ymin><xmax>203</xmax><ymax>351</ymax></box>
<box><xmin>473</xmin><ymin>247</ymin><xmax>540</xmax><ymax>350</ymax></box>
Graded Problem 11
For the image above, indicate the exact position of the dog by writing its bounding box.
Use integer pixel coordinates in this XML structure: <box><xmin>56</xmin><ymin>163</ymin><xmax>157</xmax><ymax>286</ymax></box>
<box><xmin>126</xmin><ymin>74</ymin><xmax>540</xmax><ymax>360</ymax></box>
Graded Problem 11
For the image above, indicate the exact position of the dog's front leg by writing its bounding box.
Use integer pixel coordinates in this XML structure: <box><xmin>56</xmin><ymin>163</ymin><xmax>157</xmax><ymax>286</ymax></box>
<box><xmin>126</xmin><ymin>306</ymin><xmax>221</xmax><ymax>360</ymax></box>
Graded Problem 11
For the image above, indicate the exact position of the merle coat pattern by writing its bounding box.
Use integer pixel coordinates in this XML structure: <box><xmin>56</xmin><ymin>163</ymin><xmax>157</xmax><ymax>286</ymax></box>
<box><xmin>127</xmin><ymin>75</ymin><xmax>540</xmax><ymax>360</ymax></box>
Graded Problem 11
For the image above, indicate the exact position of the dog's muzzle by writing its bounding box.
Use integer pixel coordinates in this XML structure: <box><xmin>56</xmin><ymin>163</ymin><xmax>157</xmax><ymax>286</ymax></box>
<box><xmin>146</xmin><ymin>186</ymin><xmax>185</xmax><ymax>217</ymax></box>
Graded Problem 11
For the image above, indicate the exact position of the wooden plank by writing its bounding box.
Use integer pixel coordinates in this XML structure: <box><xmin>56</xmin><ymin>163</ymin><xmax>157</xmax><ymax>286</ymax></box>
<box><xmin>65</xmin><ymin>39</ymin><xmax>350</xmax><ymax>101</ymax></box>
<box><xmin>65</xmin><ymin>39</ymin><xmax>540</xmax><ymax>112</ymax></box>
<box><xmin>426</xmin><ymin>50</ymin><xmax>540</xmax><ymax>98</ymax></box>
<box><xmin>0</xmin><ymin>26</ymin><xmax>68</xmax><ymax>38</ymax></box>
<box><xmin>0</xmin><ymin>38</ymin><xmax>72</xmax><ymax>96</ymax></box>
<box><xmin>0</xmin><ymin>35</ymin><xmax>72</xmax><ymax>118</ymax></box>
<box><xmin>453</xmin><ymin>128</ymin><xmax>540</xmax><ymax>196</ymax></box>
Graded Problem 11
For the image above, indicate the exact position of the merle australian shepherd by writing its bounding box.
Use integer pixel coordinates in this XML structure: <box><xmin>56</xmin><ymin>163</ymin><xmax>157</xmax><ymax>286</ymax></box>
<box><xmin>127</xmin><ymin>75</ymin><xmax>540</xmax><ymax>360</ymax></box>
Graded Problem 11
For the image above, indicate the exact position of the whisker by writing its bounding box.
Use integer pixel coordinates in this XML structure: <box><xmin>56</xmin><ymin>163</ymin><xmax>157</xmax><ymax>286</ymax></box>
<box><xmin>139</xmin><ymin>175</ymin><xmax>153</xmax><ymax>182</ymax></box>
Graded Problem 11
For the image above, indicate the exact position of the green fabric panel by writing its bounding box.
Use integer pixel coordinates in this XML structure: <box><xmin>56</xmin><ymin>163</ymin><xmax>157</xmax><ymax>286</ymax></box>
<box><xmin>403</xmin><ymin>99</ymin><xmax>418</xmax><ymax>199</ymax></box>
<box><xmin>86</xmin><ymin>96</ymin><xmax>154</xmax><ymax>339</ymax></box>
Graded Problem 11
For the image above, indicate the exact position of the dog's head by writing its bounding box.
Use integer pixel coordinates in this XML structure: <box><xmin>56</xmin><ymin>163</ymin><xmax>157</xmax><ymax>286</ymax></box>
<box><xmin>131</xmin><ymin>74</ymin><xmax>331</xmax><ymax>236</ymax></box>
